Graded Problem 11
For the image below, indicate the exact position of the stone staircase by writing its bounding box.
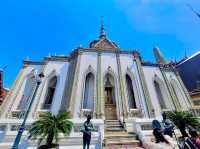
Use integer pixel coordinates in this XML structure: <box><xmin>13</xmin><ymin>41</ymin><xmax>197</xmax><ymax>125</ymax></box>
<box><xmin>105</xmin><ymin>120</ymin><xmax>124</xmax><ymax>131</ymax></box>
<box><xmin>104</xmin><ymin>120</ymin><xmax>144</xmax><ymax>149</ymax></box>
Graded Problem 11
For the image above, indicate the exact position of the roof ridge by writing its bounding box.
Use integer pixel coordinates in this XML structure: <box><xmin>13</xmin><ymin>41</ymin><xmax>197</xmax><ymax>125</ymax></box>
<box><xmin>177</xmin><ymin>50</ymin><xmax>200</xmax><ymax>66</ymax></box>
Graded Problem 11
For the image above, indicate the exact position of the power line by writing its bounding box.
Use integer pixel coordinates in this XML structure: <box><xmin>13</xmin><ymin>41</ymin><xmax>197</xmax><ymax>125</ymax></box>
<box><xmin>187</xmin><ymin>4</ymin><xmax>200</xmax><ymax>19</ymax></box>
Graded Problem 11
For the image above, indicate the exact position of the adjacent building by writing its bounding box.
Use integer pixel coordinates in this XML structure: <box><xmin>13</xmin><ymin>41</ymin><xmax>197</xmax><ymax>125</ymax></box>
<box><xmin>176</xmin><ymin>51</ymin><xmax>200</xmax><ymax>115</ymax></box>
<box><xmin>0</xmin><ymin>70</ymin><xmax>8</xmax><ymax>105</ymax></box>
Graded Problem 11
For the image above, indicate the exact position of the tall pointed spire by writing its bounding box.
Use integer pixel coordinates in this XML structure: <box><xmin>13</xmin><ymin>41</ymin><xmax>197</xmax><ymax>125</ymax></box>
<box><xmin>153</xmin><ymin>47</ymin><xmax>167</xmax><ymax>64</ymax></box>
<box><xmin>89</xmin><ymin>17</ymin><xmax>119</xmax><ymax>49</ymax></box>
<box><xmin>100</xmin><ymin>17</ymin><xmax>106</xmax><ymax>38</ymax></box>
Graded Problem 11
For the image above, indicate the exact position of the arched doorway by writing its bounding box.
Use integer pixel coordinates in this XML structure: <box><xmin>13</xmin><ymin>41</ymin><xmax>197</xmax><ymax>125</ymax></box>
<box><xmin>104</xmin><ymin>73</ymin><xmax>117</xmax><ymax>120</ymax></box>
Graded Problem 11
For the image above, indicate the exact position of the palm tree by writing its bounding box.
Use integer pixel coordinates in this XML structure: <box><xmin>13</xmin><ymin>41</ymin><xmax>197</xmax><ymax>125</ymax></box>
<box><xmin>166</xmin><ymin>111</ymin><xmax>200</xmax><ymax>137</ymax></box>
<box><xmin>28</xmin><ymin>112</ymin><xmax>73</xmax><ymax>149</ymax></box>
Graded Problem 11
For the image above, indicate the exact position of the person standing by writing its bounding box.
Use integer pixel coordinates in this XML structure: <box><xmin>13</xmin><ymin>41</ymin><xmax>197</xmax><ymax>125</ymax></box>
<box><xmin>81</xmin><ymin>115</ymin><xmax>95</xmax><ymax>149</ymax></box>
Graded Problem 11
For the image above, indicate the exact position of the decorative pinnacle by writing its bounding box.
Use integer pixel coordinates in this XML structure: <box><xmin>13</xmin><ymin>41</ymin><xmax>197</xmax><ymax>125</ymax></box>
<box><xmin>100</xmin><ymin>17</ymin><xmax>106</xmax><ymax>38</ymax></box>
<box><xmin>153</xmin><ymin>46</ymin><xmax>167</xmax><ymax>64</ymax></box>
<box><xmin>184</xmin><ymin>49</ymin><xmax>188</xmax><ymax>58</ymax></box>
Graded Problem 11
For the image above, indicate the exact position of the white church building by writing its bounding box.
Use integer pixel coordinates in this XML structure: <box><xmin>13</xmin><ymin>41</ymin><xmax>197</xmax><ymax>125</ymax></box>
<box><xmin>0</xmin><ymin>23</ymin><xmax>193</xmax><ymax>148</ymax></box>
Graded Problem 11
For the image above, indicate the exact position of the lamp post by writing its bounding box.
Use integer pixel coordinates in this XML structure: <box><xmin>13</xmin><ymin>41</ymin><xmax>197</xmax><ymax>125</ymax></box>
<box><xmin>12</xmin><ymin>72</ymin><xmax>44</xmax><ymax>149</ymax></box>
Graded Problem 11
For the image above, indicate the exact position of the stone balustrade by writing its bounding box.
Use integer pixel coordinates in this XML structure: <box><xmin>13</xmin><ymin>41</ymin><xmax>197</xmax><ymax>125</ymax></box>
<box><xmin>80</xmin><ymin>109</ymin><xmax>93</xmax><ymax>118</ymax></box>
<box><xmin>0</xmin><ymin>118</ymin><xmax>104</xmax><ymax>149</ymax></box>
<box><xmin>128</xmin><ymin>109</ymin><xmax>143</xmax><ymax>118</ymax></box>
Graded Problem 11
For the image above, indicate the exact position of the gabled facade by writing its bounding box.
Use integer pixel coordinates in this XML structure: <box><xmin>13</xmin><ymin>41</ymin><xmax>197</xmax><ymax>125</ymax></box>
<box><xmin>0</xmin><ymin>24</ymin><xmax>193</xmax><ymax>148</ymax></box>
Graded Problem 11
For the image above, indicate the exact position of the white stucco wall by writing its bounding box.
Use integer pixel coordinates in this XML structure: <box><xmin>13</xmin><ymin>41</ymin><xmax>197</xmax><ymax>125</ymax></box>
<box><xmin>142</xmin><ymin>66</ymin><xmax>174</xmax><ymax>118</ymax></box>
<box><xmin>119</xmin><ymin>54</ymin><xmax>148</xmax><ymax>117</ymax></box>
<box><xmin>73</xmin><ymin>52</ymin><xmax>98</xmax><ymax>118</ymax></box>
<box><xmin>33</xmin><ymin>61</ymin><xmax>70</xmax><ymax>116</ymax></box>
<box><xmin>1</xmin><ymin>64</ymin><xmax>42</xmax><ymax>119</ymax></box>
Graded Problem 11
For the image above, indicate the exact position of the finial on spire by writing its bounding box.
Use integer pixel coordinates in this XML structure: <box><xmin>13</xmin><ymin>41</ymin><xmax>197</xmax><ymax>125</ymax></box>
<box><xmin>184</xmin><ymin>49</ymin><xmax>188</xmax><ymax>59</ymax></box>
<box><xmin>100</xmin><ymin>16</ymin><xmax>106</xmax><ymax>38</ymax></box>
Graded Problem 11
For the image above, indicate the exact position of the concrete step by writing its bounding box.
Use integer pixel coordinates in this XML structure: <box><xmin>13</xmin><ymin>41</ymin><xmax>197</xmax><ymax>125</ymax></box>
<box><xmin>104</xmin><ymin>131</ymin><xmax>142</xmax><ymax>149</ymax></box>
<box><xmin>105</xmin><ymin>133</ymin><xmax>137</xmax><ymax>141</ymax></box>
<box><xmin>105</xmin><ymin>120</ymin><xmax>124</xmax><ymax>132</ymax></box>
<box><xmin>105</xmin><ymin>121</ymin><xmax>121</xmax><ymax>124</ymax></box>
<box><xmin>103</xmin><ymin>146</ymin><xmax>144</xmax><ymax>149</ymax></box>
<box><xmin>105</xmin><ymin>132</ymin><xmax>136</xmax><ymax>137</ymax></box>
<box><xmin>105</xmin><ymin>120</ymin><xmax>121</xmax><ymax>123</ymax></box>
<box><xmin>105</xmin><ymin>123</ymin><xmax>123</xmax><ymax>126</ymax></box>
<box><xmin>105</xmin><ymin>135</ymin><xmax>137</xmax><ymax>140</ymax></box>
<box><xmin>106</xmin><ymin>124</ymin><xmax>123</xmax><ymax>128</ymax></box>
<box><xmin>106</xmin><ymin>138</ymin><xmax>138</xmax><ymax>142</ymax></box>
<box><xmin>106</xmin><ymin>127</ymin><xmax>124</xmax><ymax>131</ymax></box>
<box><xmin>105</xmin><ymin>119</ymin><xmax>120</xmax><ymax>122</ymax></box>
<box><xmin>106</xmin><ymin>140</ymin><xmax>140</xmax><ymax>146</ymax></box>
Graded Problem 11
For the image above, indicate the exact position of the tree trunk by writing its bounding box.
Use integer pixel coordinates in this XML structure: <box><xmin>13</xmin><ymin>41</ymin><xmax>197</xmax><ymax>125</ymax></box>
<box><xmin>179</xmin><ymin>128</ymin><xmax>188</xmax><ymax>137</ymax></box>
<box><xmin>179</xmin><ymin>124</ymin><xmax>188</xmax><ymax>137</ymax></box>
<box><xmin>38</xmin><ymin>144</ymin><xmax>59</xmax><ymax>149</ymax></box>
<box><xmin>46</xmin><ymin>132</ymin><xmax>54</xmax><ymax>147</ymax></box>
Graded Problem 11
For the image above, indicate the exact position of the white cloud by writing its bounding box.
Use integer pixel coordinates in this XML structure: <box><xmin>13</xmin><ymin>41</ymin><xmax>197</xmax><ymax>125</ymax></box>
<box><xmin>114</xmin><ymin>0</ymin><xmax>200</xmax><ymax>46</ymax></box>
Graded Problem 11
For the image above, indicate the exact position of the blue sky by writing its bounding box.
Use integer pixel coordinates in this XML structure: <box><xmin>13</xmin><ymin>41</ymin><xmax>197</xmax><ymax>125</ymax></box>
<box><xmin>0</xmin><ymin>0</ymin><xmax>200</xmax><ymax>87</ymax></box>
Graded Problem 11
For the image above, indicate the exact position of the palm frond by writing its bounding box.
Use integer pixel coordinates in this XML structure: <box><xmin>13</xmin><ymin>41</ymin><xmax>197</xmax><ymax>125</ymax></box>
<box><xmin>166</xmin><ymin>111</ymin><xmax>200</xmax><ymax>130</ymax></box>
<box><xmin>28</xmin><ymin>112</ymin><xmax>73</xmax><ymax>146</ymax></box>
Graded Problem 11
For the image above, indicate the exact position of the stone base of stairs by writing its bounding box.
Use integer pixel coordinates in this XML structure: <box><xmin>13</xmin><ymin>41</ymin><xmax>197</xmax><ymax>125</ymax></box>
<box><xmin>103</xmin><ymin>146</ymin><xmax>143</xmax><ymax>149</ymax></box>
<box><xmin>105</xmin><ymin>120</ymin><xmax>124</xmax><ymax>132</ymax></box>
<box><xmin>104</xmin><ymin>131</ymin><xmax>141</xmax><ymax>148</ymax></box>
<box><xmin>104</xmin><ymin>120</ymin><xmax>143</xmax><ymax>149</ymax></box>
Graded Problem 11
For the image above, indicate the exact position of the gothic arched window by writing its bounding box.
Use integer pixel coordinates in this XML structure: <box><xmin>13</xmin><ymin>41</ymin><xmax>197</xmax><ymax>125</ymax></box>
<box><xmin>43</xmin><ymin>76</ymin><xmax>57</xmax><ymax>109</ymax></box>
<box><xmin>125</xmin><ymin>74</ymin><xmax>137</xmax><ymax>109</ymax></box>
<box><xmin>154</xmin><ymin>81</ymin><xmax>166</xmax><ymax>109</ymax></box>
<box><xmin>17</xmin><ymin>76</ymin><xmax>36</xmax><ymax>110</ymax></box>
<box><xmin>83</xmin><ymin>73</ymin><xmax>94</xmax><ymax>109</ymax></box>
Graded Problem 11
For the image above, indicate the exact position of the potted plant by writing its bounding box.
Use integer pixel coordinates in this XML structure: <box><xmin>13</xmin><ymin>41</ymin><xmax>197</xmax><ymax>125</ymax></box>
<box><xmin>166</xmin><ymin>111</ymin><xmax>200</xmax><ymax>137</ymax></box>
<box><xmin>28</xmin><ymin>112</ymin><xmax>73</xmax><ymax>149</ymax></box>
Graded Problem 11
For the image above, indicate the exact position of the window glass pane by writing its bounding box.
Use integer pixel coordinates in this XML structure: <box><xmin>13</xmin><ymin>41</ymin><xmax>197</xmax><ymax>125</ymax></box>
<box><xmin>43</xmin><ymin>76</ymin><xmax>57</xmax><ymax>109</ymax></box>
<box><xmin>17</xmin><ymin>76</ymin><xmax>35</xmax><ymax>110</ymax></box>
<box><xmin>154</xmin><ymin>81</ymin><xmax>166</xmax><ymax>109</ymax></box>
<box><xmin>83</xmin><ymin>73</ymin><xmax>94</xmax><ymax>109</ymax></box>
<box><xmin>126</xmin><ymin>75</ymin><xmax>137</xmax><ymax>109</ymax></box>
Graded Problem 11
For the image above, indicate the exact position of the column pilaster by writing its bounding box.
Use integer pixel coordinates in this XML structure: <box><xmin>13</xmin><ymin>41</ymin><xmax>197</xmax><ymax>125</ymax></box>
<box><xmin>174</xmin><ymin>69</ymin><xmax>193</xmax><ymax>108</ymax></box>
<box><xmin>32</xmin><ymin>63</ymin><xmax>47</xmax><ymax>118</ymax></box>
<box><xmin>68</xmin><ymin>51</ymin><xmax>82</xmax><ymax>118</ymax></box>
<box><xmin>4</xmin><ymin>67</ymin><xmax>26</xmax><ymax>118</ymax></box>
<box><xmin>116</xmin><ymin>53</ymin><xmax>129</xmax><ymax>119</ymax></box>
<box><xmin>97</xmin><ymin>52</ymin><xmax>104</xmax><ymax>118</ymax></box>
<box><xmin>133</xmin><ymin>51</ymin><xmax>154</xmax><ymax>118</ymax></box>
<box><xmin>159</xmin><ymin>66</ymin><xmax>179</xmax><ymax>110</ymax></box>
<box><xmin>59</xmin><ymin>56</ymin><xmax>76</xmax><ymax>113</ymax></box>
